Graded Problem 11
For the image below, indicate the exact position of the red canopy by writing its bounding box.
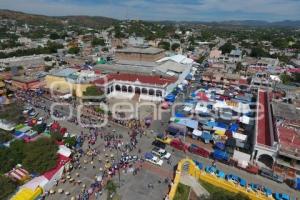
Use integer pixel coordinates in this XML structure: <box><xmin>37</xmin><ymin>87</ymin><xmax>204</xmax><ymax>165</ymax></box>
<box><xmin>197</xmin><ymin>92</ymin><xmax>209</xmax><ymax>101</ymax></box>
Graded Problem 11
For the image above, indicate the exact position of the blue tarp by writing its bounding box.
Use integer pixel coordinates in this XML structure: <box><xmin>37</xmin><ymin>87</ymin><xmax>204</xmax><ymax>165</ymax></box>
<box><xmin>296</xmin><ymin>178</ymin><xmax>300</xmax><ymax>190</ymax></box>
<box><xmin>165</xmin><ymin>94</ymin><xmax>176</xmax><ymax>102</ymax></box>
<box><xmin>215</xmin><ymin>142</ymin><xmax>225</xmax><ymax>150</ymax></box>
<box><xmin>229</xmin><ymin>123</ymin><xmax>239</xmax><ymax>132</ymax></box>
<box><xmin>175</xmin><ymin>113</ymin><xmax>186</xmax><ymax>118</ymax></box>
<box><xmin>201</xmin><ymin>132</ymin><xmax>212</xmax><ymax>141</ymax></box>
<box><xmin>213</xmin><ymin>150</ymin><xmax>229</xmax><ymax>161</ymax></box>
<box><xmin>185</xmin><ymin>74</ymin><xmax>193</xmax><ymax>80</ymax></box>
<box><xmin>215</xmin><ymin>122</ymin><xmax>228</xmax><ymax>129</ymax></box>
<box><xmin>175</xmin><ymin>118</ymin><xmax>198</xmax><ymax>129</ymax></box>
<box><xmin>206</xmin><ymin>121</ymin><xmax>216</xmax><ymax>127</ymax></box>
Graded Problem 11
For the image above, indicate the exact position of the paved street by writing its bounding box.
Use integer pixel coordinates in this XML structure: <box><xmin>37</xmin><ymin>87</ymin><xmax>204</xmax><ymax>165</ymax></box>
<box><xmin>28</xmin><ymin>96</ymin><xmax>300</xmax><ymax>199</ymax></box>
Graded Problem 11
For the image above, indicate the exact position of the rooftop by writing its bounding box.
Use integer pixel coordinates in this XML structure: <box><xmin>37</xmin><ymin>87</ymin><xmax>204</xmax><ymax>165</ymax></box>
<box><xmin>50</xmin><ymin>68</ymin><xmax>79</xmax><ymax>78</ymax></box>
<box><xmin>256</xmin><ymin>90</ymin><xmax>272</xmax><ymax>147</ymax></box>
<box><xmin>115</xmin><ymin>47</ymin><xmax>164</xmax><ymax>54</ymax></box>
<box><xmin>277</xmin><ymin>120</ymin><xmax>300</xmax><ymax>159</ymax></box>
<box><xmin>94</xmin><ymin>73</ymin><xmax>176</xmax><ymax>86</ymax></box>
<box><xmin>12</xmin><ymin>76</ymin><xmax>39</xmax><ymax>83</ymax></box>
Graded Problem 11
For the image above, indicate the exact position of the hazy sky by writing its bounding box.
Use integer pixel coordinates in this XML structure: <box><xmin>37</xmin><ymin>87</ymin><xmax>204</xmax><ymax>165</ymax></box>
<box><xmin>0</xmin><ymin>0</ymin><xmax>299</xmax><ymax>21</ymax></box>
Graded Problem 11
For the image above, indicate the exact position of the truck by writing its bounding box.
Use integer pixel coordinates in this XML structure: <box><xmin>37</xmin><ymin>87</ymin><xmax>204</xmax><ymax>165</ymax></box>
<box><xmin>188</xmin><ymin>144</ymin><xmax>210</xmax><ymax>158</ymax></box>
<box><xmin>212</xmin><ymin>149</ymin><xmax>229</xmax><ymax>163</ymax></box>
<box><xmin>259</xmin><ymin>168</ymin><xmax>284</xmax><ymax>183</ymax></box>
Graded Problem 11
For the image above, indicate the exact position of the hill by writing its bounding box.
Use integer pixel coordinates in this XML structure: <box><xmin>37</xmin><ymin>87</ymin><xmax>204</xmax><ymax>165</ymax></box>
<box><xmin>0</xmin><ymin>9</ymin><xmax>118</xmax><ymax>28</ymax></box>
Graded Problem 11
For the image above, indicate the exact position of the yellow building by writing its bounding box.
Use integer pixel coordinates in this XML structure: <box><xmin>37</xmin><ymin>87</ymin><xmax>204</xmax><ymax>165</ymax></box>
<box><xmin>44</xmin><ymin>68</ymin><xmax>94</xmax><ymax>98</ymax></box>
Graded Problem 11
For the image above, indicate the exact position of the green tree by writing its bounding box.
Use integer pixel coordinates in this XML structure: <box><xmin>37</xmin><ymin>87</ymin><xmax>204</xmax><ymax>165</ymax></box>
<box><xmin>22</xmin><ymin>138</ymin><xmax>58</xmax><ymax>174</ymax></box>
<box><xmin>92</xmin><ymin>38</ymin><xmax>105</xmax><ymax>46</ymax></box>
<box><xmin>68</xmin><ymin>47</ymin><xmax>80</xmax><ymax>54</ymax></box>
<box><xmin>250</xmin><ymin>47</ymin><xmax>268</xmax><ymax>58</ymax></box>
<box><xmin>51</xmin><ymin>131</ymin><xmax>63</xmax><ymax>142</ymax></box>
<box><xmin>0</xmin><ymin>130</ymin><xmax>13</xmax><ymax>144</ymax></box>
<box><xmin>64</xmin><ymin>136</ymin><xmax>76</xmax><ymax>147</ymax></box>
<box><xmin>83</xmin><ymin>86</ymin><xmax>103</xmax><ymax>96</ymax></box>
<box><xmin>49</xmin><ymin>33</ymin><xmax>60</xmax><ymax>40</ymax></box>
<box><xmin>106</xmin><ymin>180</ymin><xmax>117</xmax><ymax>200</ymax></box>
<box><xmin>0</xmin><ymin>175</ymin><xmax>17</xmax><ymax>200</ymax></box>
<box><xmin>158</xmin><ymin>41</ymin><xmax>170</xmax><ymax>50</ymax></box>
<box><xmin>219</xmin><ymin>42</ymin><xmax>236</xmax><ymax>54</ymax></box>
<box><xmin>171</xmin><ymin>43</ymin><xmax>180</xmax><ymax>51</ymax></box>
<box><xmin>280</xmin><ymin>73</ymin><xmax>292</xmax><ymax>84</ymax></box>
<box><xmin>0</xmin><ymin>140</ymin><xmax>25</xmax><ymax>173</ymax></box>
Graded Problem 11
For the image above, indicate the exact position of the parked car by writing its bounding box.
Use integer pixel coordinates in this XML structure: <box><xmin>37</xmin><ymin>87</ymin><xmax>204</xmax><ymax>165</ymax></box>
<box><xmin>144</xmin><ymin>152</ymin><xmax>163</xmax><ymax>166</ymax></box>
<box><xmin>152</xmin><ymin>140</ymin><xmax>166</xmax><ymax>149</ymax></box>
<box><xmin>259</xmin><ymin>168</ymin><xmax>284</xmax><ymax>183</ymax></box>
<box><xmin>170</xmin><ymin>139</ymin><xmax>188</xmax><ymax>151</ymax></box>
<box><xmin>273</xmin><ymin>192</ymin><xmax>290</xmax><ymax>200</ymax></box>
<box><xmin>151</xmin><ymin>147</ymin><xmax>171</xmax><ymax>159</ymax></box>
<box><xmin>188</xmin><ymin>144</ymin><xmax>210</xmax><ymax>158</ymax></box>
<box><xmin>37</xmin><ymin>117</ymin><xmax>44</xmax><ymax>125</ymax></box>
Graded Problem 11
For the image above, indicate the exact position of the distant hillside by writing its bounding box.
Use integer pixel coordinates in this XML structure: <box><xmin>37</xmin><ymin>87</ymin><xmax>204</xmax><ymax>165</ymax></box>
<box><xmin>0</xmin><ymin>9</ymin><xmax>118</xmax><ymax>28</ymax></box>
<box><xmin>197</xmin><ymin>20</ymin><xmax>300</xmax><ymax>28</ymax></box>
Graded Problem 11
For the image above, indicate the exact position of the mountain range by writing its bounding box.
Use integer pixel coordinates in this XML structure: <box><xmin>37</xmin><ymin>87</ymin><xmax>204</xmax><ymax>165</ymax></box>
<box><xmin>0</xmin><ymin>9</ymin><xmax>300</xmax><ymax>28</ymax></box>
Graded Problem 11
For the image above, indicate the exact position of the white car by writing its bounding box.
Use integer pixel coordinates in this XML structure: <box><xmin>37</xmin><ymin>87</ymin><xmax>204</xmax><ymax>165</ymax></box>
<box><xmin>145</xmin><ymin>155</ymin><xmax>163</xmax><ymax>166</ymax></box>
<box><xmin>151</xmin><ymin>147</ymin><xmax>171</xmax><ymax>160</ymax></box>
<box><xmin>37</xmin><ymin>117</ymin><xmax>44</xmax><ymax>125</ymax></box>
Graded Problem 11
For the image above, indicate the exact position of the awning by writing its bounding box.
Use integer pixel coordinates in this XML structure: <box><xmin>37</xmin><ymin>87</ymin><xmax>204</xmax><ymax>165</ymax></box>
<box><xmin>233</xmin><ymin>150</ymin><xmax>250</xmax><ymax>168</ymax></box>
<box><xmin>214</xmin><ymin>129</ymin><xmax>226</xmax><ymax>136</ymax></box>
<box><xmin>232</xmin><ymin>132</ymin><xmax>247</xmax><ymax>141</ymax></box>
<box><xmin>174</xmin><ymin>118</ymin><xmax>198</xmax><ymax>129</ymax></box>
<box><xmin>192</xmin><ymin>129</ymin><xmax>202</xmax><ymax>137</ymax></box>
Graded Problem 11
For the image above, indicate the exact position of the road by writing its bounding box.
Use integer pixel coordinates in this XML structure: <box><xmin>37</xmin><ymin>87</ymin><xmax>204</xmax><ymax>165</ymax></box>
<box><xmin>29</xmin><ymin>96</ymin><xmax>300</xmax><ymax>199</ymax></box>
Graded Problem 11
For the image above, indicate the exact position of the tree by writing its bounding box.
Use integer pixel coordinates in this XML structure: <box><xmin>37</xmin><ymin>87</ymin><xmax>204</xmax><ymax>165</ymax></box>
<box><xmin>171</xmin><ymin>43</ymin><xmax>180</xmax><ymax>51</ymax></box>
<box><xmin>158</xmin><ymin>41</ymin><xmax>170</xmax><ymax>50</ymax></box>
<box><xmin>22</xmin><ymin>138</ymin><xmax>58</xmax><ymax>174</ymax></box>
<box><xmin>92</xmin><ymin>38</ymin><xmax>105</xmax><ymax>46</ymax></box>
<box><xmin>280</xmin><ymin>73</ymin><xmax>292</xmax><ymax>84</ymax></box>
<box><xmin>219</xmin><ymin>42</ymin><xmax>235</xmax><ymax>54</ymax></box>
<box><xmin>68</xmin><ymin>47</ymin><xmax>80</xmax><ymax>54</ymax></box>
<box><xmin>106</xmin><ymin>180</ymin><xmax>117</xmax><ymax>200</ymax></box>
<box><xmin>0</xmin><ymin>130</ymin><xmax>13</xmax><ymax>144</ymax></box>
<box><xmin>0</xmin><ymin>175</ymin><xmax>17</xmax><ymax>200</ymax></box>
<box><xmin>64</xmin><ymin>136</ymin><xmax>76</xmax><ymax>147</ymax></box>
<box><xmin>0</xmin><ymin>140</ymin><xmax>25</xmax><ymax>173</ymax></box>
<box><xmin>250</xmin><ymin>47</ymin><xmax>268</xmax><ymax>58</ymax></box>
<box><xmin>83</xmin><ymin>86</ymin><xmax>103</xmax><ymax>96</ymax></box>
<box><xmin>51</xmin><ymin>131</ymin><xmax>63</xmax><ymax>142</ymax></box>
<box><xmin>0</xmin><ymin>101</ymin><xmax>25</xmax><ymax>124</ymax></box>
<box><xmin>49</xmin><ymin>33</ymin><xmax>60</xmax><ymax>40</ymax></box>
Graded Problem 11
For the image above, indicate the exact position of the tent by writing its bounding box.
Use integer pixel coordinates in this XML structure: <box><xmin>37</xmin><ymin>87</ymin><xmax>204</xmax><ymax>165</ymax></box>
<box><xmin>232</xmin><ymin>132</ymin><xmax>247</xmax><ymax>141</ymax></box>
<box><xmin>192</xmin><ymin>129</ymin><xmax>202</xmax><ymax>139</ymax></box>
<box><xmin>214</xmin><ymin>129</ymin><xmax>226</xmax><ymax>136</ymax></box>
<box><xmin>239</xmin><ymin>115</ymin><xmax>251</xmax><ymax>125</ymax></box>
<box><xmin>229</xmin><ymin>123</ymin><xmax>239</xmax><ymax>132</ymax></box>
<box><xmin>165</xmin><ymin>94</ymin><xmax>176</xmax><ymax>102</ymax></box>
<box><xmin>174</xmin><ymin>118</ymin><xmax>198</xmax><ymax>129</ymax></box>
<box><xmin>295</xmin><ymin>177</ymin><xmax>300</xmax><ymax>190</ymax></box>
<box><xmin>201</xmin><ymin>132</ymin><xmax>212</xmax><ymax>143</ymax></box>
<box><xmin>197</xmin><ymin>92</ymin><xmax>209</xmax><ymax>101</ymax></box>
<box><xmin>195</xmin><ymin>102</ymin><xmax>209</xmax><ymax>114</ymax></box>
<box><xmin>215</xmin><ymin>142</ymin><xmax>225</xmax><ymax>150</ymax></box>
<box><xmin>232</xmin><ymin>150</ymin><xmax>251</xmax><ymax>168</ymax></box>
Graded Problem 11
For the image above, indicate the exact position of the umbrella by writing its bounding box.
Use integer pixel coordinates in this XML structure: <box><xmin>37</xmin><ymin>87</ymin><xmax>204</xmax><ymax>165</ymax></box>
<box><xmin>49</xmin><ymin>190</ymin><xmax>55</xmax><ymax>194</ymax></box>
<box><xmin>88</xmin><ymin>188</ymin><xmax>93</xmax><ymax>194</ymax></box>
<box><xmin>65</xmin><ymin>191</ymin><xmax>70</xmax><ymax>195</ymax></box>
<box><xmin>161</xmin><ymin>102</ymin><xmax>169</xmax><ymax>109</ymax></box>
<box><xmin>58</xmin><ymin>189</ymin><xmax>63</xmax><ymax>193</ymax></box>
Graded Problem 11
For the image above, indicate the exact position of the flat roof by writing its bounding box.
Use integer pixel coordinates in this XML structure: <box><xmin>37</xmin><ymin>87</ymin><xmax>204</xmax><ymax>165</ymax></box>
<box><xmin>50</xmin><ymin>68</ymin><xmax>79</xmax><ymax>78</ymax></box>
<box><xmin>12</xmin><ymin>76</ymin><xmax>39</xmax><ymax>83</ymax></box>
<box><xmin>115</xmin><ymin>47</ymin><xmax>164</xmax><ymax>54</ymax></box>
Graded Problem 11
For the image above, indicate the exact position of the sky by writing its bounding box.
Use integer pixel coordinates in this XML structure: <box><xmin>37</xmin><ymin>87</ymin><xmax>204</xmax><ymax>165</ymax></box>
<box><xmin>0</xmin><ymin>0</ymin><xmax>299</xmax><ymax>21</ymax></box>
